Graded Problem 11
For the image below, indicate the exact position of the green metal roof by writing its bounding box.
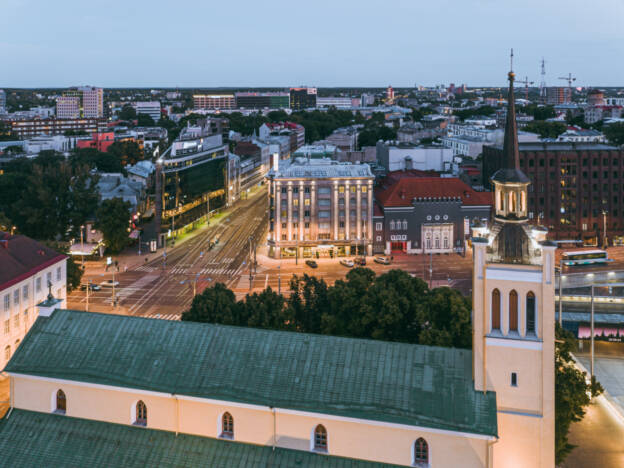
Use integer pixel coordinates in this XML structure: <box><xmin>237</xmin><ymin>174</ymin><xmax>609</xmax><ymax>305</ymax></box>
<box><xmin>0</xmin><ymin>409</ymin><xmax>404</xmax><ymax>468</ymax></box>
<box><xmin>5</xmin><ymin>309</ymin><xmax>497</xmax><ymax>437</ymax></box>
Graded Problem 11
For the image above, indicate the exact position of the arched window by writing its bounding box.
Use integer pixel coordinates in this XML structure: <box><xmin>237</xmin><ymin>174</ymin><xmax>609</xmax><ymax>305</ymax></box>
<box><xmin>313</xmin><ymin>424</ymin><xmax>328</xmax><ymax>452</ymax></box>
<box><xmin>4</xmin><ymin>345</ymin><xmax>10</xmax><ymax>363</ymax></box>
<box><xmin>402</xmin><ymin>220</ymin><xmax>408</xmax><ymax>230</ymax></box>
<box><xmin>491</xmin><ymin>289</ymin><xmax>501</xmax><ymax>331</ymax></box>
<box><xmin>443</xmin><ymin>237</ymin><xmax>449</xmax><ymax>249</ymax></box>
<box><xmin>509</xmin><ymin>191</ymin><xmax>517</xmax><ymax>212</ymax></box>
<box><xmin>390</xmin><ymin>220</ymin><xmax>395</xmax><ymax>230</ymax></box>
<box><xmin>56</xmin><ymin>390</ymin><xmax>66</xmax><ymax>414</ymax></box>
<box><xmin>221</xmin><ymin>412</ymin><xmax>234</xmax><ymax>439</ymax></box>
<box><xmin>498</xmin><ymin>190</ymin><xmax>504</xmax><ymax>211</ymax></box>
<box><xmin>520</xmin><ymin>191</ymin><xmax>527</xmax><ymax>212</ymax></box>
<box><xmin>135</xmin><ymin>400</ymin><xmax>147</xmax><ymax>426</ymax></box>
<box><xmin>526</xmin><ymin>292</ymin><xmax>536</xmax><ymax>335</ymax></box>
<box><xmin>414</xmin><ymin>437</ymin><xmax>429</xmax><ymax>465</ymax></box>
<box><xmin>509</xmin><ymin>290</ymin><xmax>518</xmax><ymax>332</ymax></box>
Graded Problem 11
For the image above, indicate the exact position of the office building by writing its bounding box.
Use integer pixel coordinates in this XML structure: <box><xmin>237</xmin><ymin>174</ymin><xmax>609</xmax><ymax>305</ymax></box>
<box><xmin>484</xmin><ymin>140</ymin><xmax>624</xmax><ymax>245</ymax></box>
<box><xmin>267</xmin><ymin>157</ymin><xmax>374</xmax><ymax>258</ymax></box>
<box><xmin>193</xmin><ymin>94</ymin><xmax>236</xmax><ymax>110</ymax></box>
<box><xmin>6</xmin><ymin>118</ymin><xmax>107</xmax><ymax>139</ymax></box>
<box><xmin>0</xmin><ymin>232</ymin><xmax>66</xmax><ymax>369</ymax></box>
<box><xmin>289</xmin><ymin>87</ymin><xmax>317</xmax><ymax>110</ymax></box>
<box><xmin>156</xmin><ymin>130</ymin><xmax>229</xmax><ymax>240</ymax></box>
<box><xmin>259</xmin><ymin>122</ymin><xmax>305</xmax><ymax>153</ymax></box>
<box><xmin>373</xmin><ymin>173</ymin><xmax>491</xmax><ymax>254</ymax></box>
<box><xmin>315</xmin><ymin>97</ymin><xmax>353</xmax><ymax>109</ymax></box>
<box><xmin>0</xmin><ymin>89</ymin><xmax>6</xmax><ymax>113</ymax></box>
<box><xmin>132</xmin><ymin>101</ymin><xmax>161</xmax><ymax>122</ymax></box>
<box><xmin>235</xmin><ymin>92</ymin><xmax>289</xmax><ymax>109</ymax></box>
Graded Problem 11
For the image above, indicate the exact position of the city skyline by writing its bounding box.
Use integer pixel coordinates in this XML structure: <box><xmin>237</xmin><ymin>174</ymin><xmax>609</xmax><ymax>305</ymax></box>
<box><xmin>2</xmin><ymin>0</ymin><xmax>623</xmax><ymax>88</ymax></box>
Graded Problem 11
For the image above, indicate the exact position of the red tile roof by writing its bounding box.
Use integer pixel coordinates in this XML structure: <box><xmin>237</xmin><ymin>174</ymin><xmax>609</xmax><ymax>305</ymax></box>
<box><xmin>375</xmin><ymin>177</ymin><xmax>492</xmax><ymax>207</ymax></box>
<box><xmin>0</xmin><ymin>232</ymin><xmax>66</xmax><ymax>291</ymax></box>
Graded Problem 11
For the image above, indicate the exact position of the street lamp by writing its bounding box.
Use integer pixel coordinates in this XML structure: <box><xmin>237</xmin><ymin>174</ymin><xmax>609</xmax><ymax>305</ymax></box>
<box><xmin>558</xmin><ymin>258</ymin><xmax>564</xmax><ymax>326</ymax></box>
<box><xmin>602</xmin><ymin>210</ymin><xmax>608</xmax><ymax>248</ymax></box>
<box><xmin>80</xmin><ymin>225</ymin><xmax>85</xmax><ymax>267</ymax></box>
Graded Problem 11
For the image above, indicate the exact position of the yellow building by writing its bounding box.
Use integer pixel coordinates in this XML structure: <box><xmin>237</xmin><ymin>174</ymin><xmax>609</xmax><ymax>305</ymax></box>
<box><xmin>0</xmin><ymin>67</ymin><xmax>555</xmax><ymax>468</ymax></box>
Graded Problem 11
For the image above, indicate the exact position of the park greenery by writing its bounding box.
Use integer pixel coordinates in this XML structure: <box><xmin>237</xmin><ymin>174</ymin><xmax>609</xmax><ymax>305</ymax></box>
<box><xmin>524</xmin><ymin>120</ymin><xmax>567</xmax><ymax>139</ymax></box>
<box><xmin>94</xmin><ymin>198</ymin><xmax>133</xmax><ymax>254</ymax></box>
<box><xmin>183</xmin><ymin>270</ymin><xmax>601</xmax><ymax>465</ymax></box>
<box><xmin>604</xmin><ymin>122</ymin><xmax>624</xmax><ymax>146</ymax></box>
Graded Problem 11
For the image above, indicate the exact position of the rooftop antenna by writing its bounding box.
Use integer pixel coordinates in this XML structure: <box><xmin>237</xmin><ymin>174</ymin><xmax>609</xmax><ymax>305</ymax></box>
<box><xmin>510</xmin><ymin>48</ymin><xmax>514</xmax><ymax>72</ymax></box>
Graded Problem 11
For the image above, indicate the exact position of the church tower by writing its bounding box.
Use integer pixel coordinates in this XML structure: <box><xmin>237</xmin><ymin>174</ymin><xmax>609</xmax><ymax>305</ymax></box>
<box><xmin>471</xmin><ymin>52</ymin><xmax>556</xmax><ymax>468</ymax></box>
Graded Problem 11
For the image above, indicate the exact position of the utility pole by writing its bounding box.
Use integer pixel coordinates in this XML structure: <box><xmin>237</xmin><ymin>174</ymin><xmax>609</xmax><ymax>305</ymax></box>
<box><xmin>112</xmin><ymin>261</ymin><xmax>117</xmax><ymax>309</ymax></box>
<box><xmin>80</xmin><ymin>225</ymin><xmax>85</xmax><ymax>267</ymax></box>
<box><xmin>429</xmin><ymin>252</ymin><xmax>433</xmax><ymax>289</ymax></box>
<box><xmin>86</xmin><ymin>279</ymin><xmax>90</xmax><ymax>312</ymax></box>
<box><xmin>248</xmin><ymin>237</ymin><xmax>254</xmax><ymax>291</ymax></box>
<box><xmin>278</xmin><ymin>265</ymin><xmax>281</xmax><ymax>294</ymax></box>
<box><xmin>603</xmin><ymin>210</ymin><xmax>608</xmax><ymax>248</ymax></box>
<box><xmin>590</xmin><ymin>285</ymin><xmax>595</xmax><ymax>380</ymax></box>
<box><xmin>558</xmin><ymin>259</ymin><xmax>564</xmax><ymax>326</ymax></box>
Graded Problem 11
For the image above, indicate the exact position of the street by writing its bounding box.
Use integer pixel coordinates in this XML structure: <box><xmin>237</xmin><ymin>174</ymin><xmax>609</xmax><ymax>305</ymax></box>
<box><xmin>67</xmin><ymin>188</ymin><xmax>269</xmax><ymax>318</ymax></box>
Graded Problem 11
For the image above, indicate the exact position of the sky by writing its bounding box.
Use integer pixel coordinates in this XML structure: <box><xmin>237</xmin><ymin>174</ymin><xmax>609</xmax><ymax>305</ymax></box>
<box><xmin>1</xmin><ymin>0</ymin><xmax>623</xmax><ymax>88</ymax></box>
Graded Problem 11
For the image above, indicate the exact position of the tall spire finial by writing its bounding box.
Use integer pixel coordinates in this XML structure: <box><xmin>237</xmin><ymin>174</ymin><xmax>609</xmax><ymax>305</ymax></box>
<box><xmin>510</xmin><ymin>48</ymin><xmax>514</xmax><ymax>71</ymax></box>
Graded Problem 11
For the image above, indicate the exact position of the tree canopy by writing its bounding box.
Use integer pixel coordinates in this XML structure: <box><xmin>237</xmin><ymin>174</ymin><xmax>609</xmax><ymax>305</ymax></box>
<box><xmin>182</xmin><ymin>268</ymin><xmax>472</xmax><ymax>349</ymax></box>
<box><xmin>524</xmin><ymin>120</ymin><xmax>567</xmax><ymax>139</ymax></box>
<box><xmin>604</xmin><ymin>122</ymin><xmax>624</xmax><ymax>146</ymax></box>
<box><xmin>94</xmin><ymin>198</ymin><xmax>132</xmax><ymax>253</ymax></box>
<box><xmin>118</xmin><ymin>104</ymin><xmax>137</xmax><ymax>121</ymax></box>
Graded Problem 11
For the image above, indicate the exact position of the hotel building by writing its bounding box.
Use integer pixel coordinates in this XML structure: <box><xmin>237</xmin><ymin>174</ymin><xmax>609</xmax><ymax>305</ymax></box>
<box><xmin>267</xmin><ymin>157</ymin><xmax>374</xmax><ymax>258</ymax></box>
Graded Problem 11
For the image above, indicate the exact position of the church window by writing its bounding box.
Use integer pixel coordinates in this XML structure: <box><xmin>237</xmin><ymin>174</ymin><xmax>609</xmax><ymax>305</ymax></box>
<box><xmin>491</xmin><ymin>289</ymin><xmax>501</xmax><ymax>331</ymax></box>
<box><xmin>511</xmin><ymin>372</ymin><xmax>518</xmax><ymax>387</ymax></box>
<box><xmin>313</xmin><ymin>424</ymin><xmax>328</xmax><ymax>451</ymax></box>
<box><xmin>509</xmin><ymin>290</ymin><xmax>518</xmax><ymax>332</ymax></box>
<box><xmin>413</xmin><ymin>437</ymin><xmax>429</xmax><ymax>465</ymax></box>
<box><xmin>221</xmin><ymin>412</ymin><xmax>234</xmax><ymax>439</ymax></box>
<box><xmin>55</xmin><ymin>389</ymin><xmax>66</xmax><ymax>414</ymax></box>
<box><xmin>526</xmin><ymin>292</ymin><xmax>536</xmax><ymax>335</ymax></box>
<box><xmin>135</xmin><ymin>400</ymin><xmax>147</xmax><ymax>426</ymax></box>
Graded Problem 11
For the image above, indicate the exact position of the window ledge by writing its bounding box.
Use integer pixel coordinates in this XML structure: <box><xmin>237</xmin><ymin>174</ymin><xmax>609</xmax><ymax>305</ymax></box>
<box><xmin>133</xmin><ymin>421</ymin><xmax>147</xmax><ymax>427</ymax></box>
<box><xmin>312</xmin><ymin>448</ymin><xmax>328</xmax><ymax>454</ymax></box>
<box><xmin>52</xmin><ymin>409</ymin><xmax>66</xmax><ymax>415</ymax></box>
<box><xmin>219</xmin><ymin>433</ymin><xmax>234</xmax><ymax>440</ymax></box>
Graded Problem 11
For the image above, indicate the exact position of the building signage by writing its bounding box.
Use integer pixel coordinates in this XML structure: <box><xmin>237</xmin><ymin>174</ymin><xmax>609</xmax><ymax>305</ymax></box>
<box><xmin>390</xmin><ymin>235</ymin><xmax>407</xmax><ymax>241</ymax></box>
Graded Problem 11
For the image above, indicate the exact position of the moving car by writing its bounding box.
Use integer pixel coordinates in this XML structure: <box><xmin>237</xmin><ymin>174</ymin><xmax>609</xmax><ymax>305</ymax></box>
<box><xmin>374</xmin><ymin>256</ymin><xmax>391</xmax><ymax>265</ymax></box>
<box><xmin>80</xmin><ymin>283</ymin><xmax>101</xmax><ymax>291</ymax></box>
<box><xmin>354</xmin><ymin>257</ymin><xmax>366</xmax><ymax>266</ymax></box>
<box><xmin>340</xmin><ymin>259</ymin><xmax>355</xmax><ymax>268</ymax></box>
<box><xmin>100</xmin><ymin>279</ymin><xmax>120</xmax><ymax>288</ymax></box>
<box><xmin>305</xmin><ymin>260</ymin><xmax>318</xmax><ymax>268</ymax></box>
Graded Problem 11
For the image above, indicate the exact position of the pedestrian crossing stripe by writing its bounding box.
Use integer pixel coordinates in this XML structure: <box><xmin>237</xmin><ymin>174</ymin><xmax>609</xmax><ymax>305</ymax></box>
<box><xmin>135</xmin><ymin>266</ymin><xmax>156</xmax><ymax>272</ymax></box>
<box><xmin>198</xmin><ymin>268</ymin><xmax>239</xmax><ymax>275</ymax></box>
<box><xmin>146</xmin><ymin>313</ymin><xmax>181</xmax><ymax>321</ymax></box>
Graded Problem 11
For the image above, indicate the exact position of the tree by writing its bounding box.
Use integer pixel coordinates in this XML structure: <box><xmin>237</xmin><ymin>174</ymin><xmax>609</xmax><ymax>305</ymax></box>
<box><xmin>71</xmin><ymin>148</ymin><xmax>123</xmax><ymax>173</ymax></box>
<box><xmin>137</xmin><ymin>113</ymin><xmax>156</xmax><ymax>127</ymax></box>
<box><xmin>524</xmin><ymin>121</ymin><xmax>567</xmax><ymax>139</ymax></box>
<box><xmin>41</xmin><ymin>241</ymin><xmax>83</xmax><ymax>292</ymax></box>
<box><xmin>555</xmin><ymin>324</ymin><xmax>603</xmax><ymax>464</ymax></box>
<box><xmin>107</xmin><ymin>141</ymin><xmax>143</xmax><ymax>167</ymax></box>
<box><xmin>419</xmin><ymin>287</ymin><xmax>472</xmax><ymax>348</ymax></box>
<box><xmin>604</xmin><ymin>122</ymin><xmax>624</xmax><ymax>146</ymax></box>
<box><xmin>182</xmin><ymin>283</ymin><xmax>240</xmax><ymax>324</ymax></box>
<box><xmin>94</xmin><ymin>198</ymin><xmax>131</xmax><ymax>254</ymax></box>
<box><xmin>240</xmin><ymin>287</ymin><xmax>290</xmax><ymax>330</ymax></box>
<box><xmin>118</xmin><ymin>104</ymin><xmax>137</xmax><ymax>121</ymax></box>
<box><xmin>0</xmin><ymin>212</ymin><xmax>11</xmax><ymax>231</ymax></box>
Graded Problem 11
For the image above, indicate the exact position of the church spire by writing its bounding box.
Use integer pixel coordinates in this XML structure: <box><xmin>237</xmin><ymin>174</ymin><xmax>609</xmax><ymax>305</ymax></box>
<box><xmin>502</xmin><ymin>48</ymin><xmax>520</xmax><ymax>171</ymax></box>
<box><xmin>491</xmin><ymin>49</ymin><xmax>530</xmax><ymax>185</ymax></box>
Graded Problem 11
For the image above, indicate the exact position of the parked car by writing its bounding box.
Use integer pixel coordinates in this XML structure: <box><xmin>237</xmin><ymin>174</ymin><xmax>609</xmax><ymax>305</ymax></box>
<box><xmin>305</xmin><ymin>260</ymin><xmax>318</xmax><ymax>268</ymax></box>
<box><xmin>80</xmin><ymin>283</ymin><xmax>101</xmax><ymax>291</ymax></box>
<box><xmin>100</xmin><ymin>279</ymin><xmax>120</xmax><ymax>288</ymax></box>
<box><xmin>340</xmin><ymin>259</ymin><xmax>355</xmax><ymax>268</ymax></box>
<box><xmin>354</xmin><ymin>257</ymin><xmax>366</xmax><ymax>266</ymax></box>
<box><xmin>374</xmin><ymin>256</ymin><xmax>391</xmax><ymax>265</ymax></box>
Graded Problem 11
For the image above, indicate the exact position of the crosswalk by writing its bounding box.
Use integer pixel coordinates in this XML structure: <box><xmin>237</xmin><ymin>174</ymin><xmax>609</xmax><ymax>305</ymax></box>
<box><xmin>199</xmin><ymin>267</ymin><xmax>239</xmax><ymax>276</ymax></box>
<box><xmin>134</xmin><ymin>265</ymin><xmax>239</xmax><ymax>276</ymax></box>
<box><xmin>145</xmin><ymin>313</ymin><xmax>181</xmax><ymax>321</ymax></box>
<box><xmin>135</xmin><ymin>266</ymin><xmax>156</xmax><ymax>272</ymax></box>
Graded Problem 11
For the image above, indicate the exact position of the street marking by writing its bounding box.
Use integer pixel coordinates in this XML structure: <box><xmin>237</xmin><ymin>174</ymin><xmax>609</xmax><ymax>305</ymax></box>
<box><xmin>146</xmin><ymin>313</ymin><xmax>181</xmax><ymax>321</ymax></box>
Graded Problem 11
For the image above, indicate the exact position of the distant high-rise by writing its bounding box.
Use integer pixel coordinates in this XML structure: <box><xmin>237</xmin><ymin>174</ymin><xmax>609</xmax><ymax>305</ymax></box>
<box><xmin>386</xmin><ymin>85</ymin><xmax>394</xmax><ymax>102</ymax></box>
<box><xmin>546</xmin><ymin>86</ymin><xmax>571</xmax><ymax>105</ymax></box>
<box><xmin>0</xmin><ymin>89</ymin><xmax>6</xmax><ymax>113</ymax></box>
<box><xmin>56</xmin><ymin>86</ymin><xmax>104</xmax><ymax>119</ymax></box>
<box><xmin>193</xmin><ymin>94</ymin><xmax>235</xmax><ymax>110</ymax></box>
<box><xmin>289</xmin><ymin>87</ymin><xmax>316</xmax><ymax>110</ymax></box>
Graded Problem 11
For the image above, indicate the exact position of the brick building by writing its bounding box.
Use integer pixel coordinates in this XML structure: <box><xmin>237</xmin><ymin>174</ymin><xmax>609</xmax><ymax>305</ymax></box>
<box><xmin>483</xmin><ymin>142</ymin><xmax>624</xmax><ymax>245</ymax></box>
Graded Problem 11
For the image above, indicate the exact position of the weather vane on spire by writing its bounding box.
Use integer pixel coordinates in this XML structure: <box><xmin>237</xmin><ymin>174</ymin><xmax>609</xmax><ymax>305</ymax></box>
<box><xmin>510</xmin><ymin>48</ymin><xmax>514</xmax><ymax>71</ymax></box>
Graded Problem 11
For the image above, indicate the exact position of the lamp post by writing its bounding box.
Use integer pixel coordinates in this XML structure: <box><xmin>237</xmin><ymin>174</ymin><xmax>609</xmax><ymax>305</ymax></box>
<box><xmin>602</xmin><ymin>210</ymin><xmax>608</xmax><ymax>248</ymax></box>
<box><xmin>80</xmin><ymin>225</ymin><xmax>85</xmax><ymax>267</ymax></box>
<box><xmin>429</xmin><ymin>252</ymin><xmax>433</xmax><ymax>289</ymax></box>
<box><xmin>590</xmin><ymin>284</ymin><xmax>595</xmax><ymax>379</ymax></box>
<box><xmin>558</xmin><ymin>258</ymin><xmax>564</xmax><ymax>326</ymax></box>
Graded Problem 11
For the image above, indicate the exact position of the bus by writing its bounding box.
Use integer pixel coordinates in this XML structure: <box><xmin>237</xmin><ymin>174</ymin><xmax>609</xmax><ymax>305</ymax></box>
<box><xmin>562</xmin><ymin>250</ymin><xmax>611</xmax><ymax>266</ymax></box>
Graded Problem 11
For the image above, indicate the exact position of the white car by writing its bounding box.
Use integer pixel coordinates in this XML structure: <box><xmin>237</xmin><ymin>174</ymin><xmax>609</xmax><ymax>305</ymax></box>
<box><xmin>100</xmin><ymin>279</ymin><xmax>120</xmax><ymax>288</ymax></box>
<box><xmin>374</xmin><ymin>256</ymin><xmax>391</xmax><ymax>265</ymax></box>
<box><xmin>340</xmin><ymin>259</ymin><xmax>355</xmax><ymax>268</ymax></box>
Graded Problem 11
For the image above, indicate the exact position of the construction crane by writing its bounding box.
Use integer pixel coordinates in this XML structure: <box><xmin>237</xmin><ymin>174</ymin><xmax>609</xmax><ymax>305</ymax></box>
<box><xmin>558</xmin><ymin>73</ymin><xmax>577</xmax><ymax>103</ymax></box>
<box><xmin>515</xmin><ymin>76</ymin><xmax>534</xmax><ymax>101</ymax></box>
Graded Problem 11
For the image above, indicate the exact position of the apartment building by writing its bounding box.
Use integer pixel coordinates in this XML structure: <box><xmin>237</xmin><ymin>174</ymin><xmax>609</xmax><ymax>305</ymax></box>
<box><xmin>193</xmin><ymin>94</ymin><xmax>235</xmax><ymax>110</ymax></box>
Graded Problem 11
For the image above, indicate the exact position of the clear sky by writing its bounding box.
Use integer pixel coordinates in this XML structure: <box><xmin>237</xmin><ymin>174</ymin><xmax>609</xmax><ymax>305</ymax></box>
<box><xmin>1</xmin><ymin>0</ymin><xmax>622</xmax><ymax>88</ymax></box>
